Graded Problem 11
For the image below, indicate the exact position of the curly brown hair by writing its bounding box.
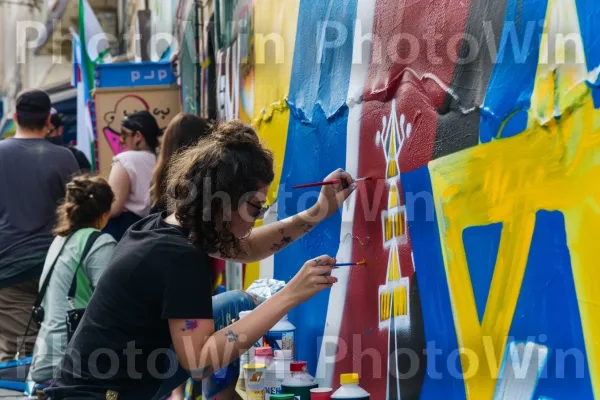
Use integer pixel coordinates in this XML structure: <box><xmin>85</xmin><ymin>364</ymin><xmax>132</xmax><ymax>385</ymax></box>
<box><xmin>54</xmin><ymin>175</ymin><xmax>114</xmax><ymax>236</ymax></box>
<box><xmin>150</xmin><ymin>113</ymin><xmax>212</xmax><ymax>211</ymax></box>
<box><xmin>166</xmin><ymin>120</ymin><xmax>274</xmax><ymax>257</ymax></box>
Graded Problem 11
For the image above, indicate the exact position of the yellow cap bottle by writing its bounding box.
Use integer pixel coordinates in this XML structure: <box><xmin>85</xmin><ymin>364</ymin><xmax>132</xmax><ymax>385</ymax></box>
<box><xmin>332</xmin><ymin>373</ymin><xmax>370</xmax><ymax>399</ymax></box>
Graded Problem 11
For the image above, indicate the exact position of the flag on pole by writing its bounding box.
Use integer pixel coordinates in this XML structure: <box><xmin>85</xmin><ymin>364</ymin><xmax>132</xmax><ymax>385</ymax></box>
<box><xmin>76</xmin><ymin>0</ymin><xmax>111</xmax><ymax>170</ymax></box>
<box><xmin>70</xmin><ymin>30</ymin><xmax>94</xmax><ymax>166</ymax></box>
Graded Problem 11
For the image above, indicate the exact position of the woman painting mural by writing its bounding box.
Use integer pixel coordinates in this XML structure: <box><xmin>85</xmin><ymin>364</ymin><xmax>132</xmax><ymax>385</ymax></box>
<box><xmin>45</xmin><ymin>121</ymin><xmax>356</xmax><ymax>399</ymax></box>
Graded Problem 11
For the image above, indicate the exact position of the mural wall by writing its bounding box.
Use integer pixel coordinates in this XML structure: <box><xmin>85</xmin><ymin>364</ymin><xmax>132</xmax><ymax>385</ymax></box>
<box><xmin>215</xmin><ymin>0</ymin><xmax>600</xmax><ymax>398</ymax></box>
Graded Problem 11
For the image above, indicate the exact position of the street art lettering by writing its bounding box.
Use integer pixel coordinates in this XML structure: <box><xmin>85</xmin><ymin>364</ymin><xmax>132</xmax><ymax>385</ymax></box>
<box><xmin>215</xmin><ymin>0</ymin><xmax>600</xmax><ymax>398</ymax></box>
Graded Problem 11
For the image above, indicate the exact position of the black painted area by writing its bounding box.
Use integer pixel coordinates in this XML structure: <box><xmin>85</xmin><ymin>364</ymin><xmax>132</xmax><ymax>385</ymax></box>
<box><xmin>387</xmin><ymin>275</ymin><xmax>427</xmax><ymax>400</ymax></box>
<box><xmin>434</xmin><ymin>0</ymin><xmax>510</xmax><ymax>160</ymax></box>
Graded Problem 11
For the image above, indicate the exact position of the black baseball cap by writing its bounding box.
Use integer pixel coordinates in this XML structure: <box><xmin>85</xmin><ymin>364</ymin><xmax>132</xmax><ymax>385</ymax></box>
<box><xmin>121</xmin><ymin>110</ymin><xmax>161</xmax><ymax>150</ymax></box>
<box><xmin>15</xmin><ymin>89</ymin><xmax>51</xmax><ymax>118</ymax></box>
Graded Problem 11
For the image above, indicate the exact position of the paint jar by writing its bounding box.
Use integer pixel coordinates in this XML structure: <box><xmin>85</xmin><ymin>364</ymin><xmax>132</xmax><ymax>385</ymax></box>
<box><xmin>264</xmin><ymin>349</ymin><xmax>293</xmax><ymax>399</ymax></box>
<box><xmin>331</xmin><ymin>374</ymin><xmax>369</xmax><ymax>399</ymax></box>
<box><xmin>281</xmin><ymin>361</ymin><xmax>318</xmax><ymax>400</ymax></box>
<box><xmin>310</xmin><ymin>388</ymin><xmax>333</xmax><ymax>400</ymax></box>
<box><xmin>311</xmin><ymin>388</ymin><xmax>333</xmax><ymax>400</ymax></box>
<box><xmin>255</xmin><ymin>347</ymin><xmax>274</xmax><ymax>369</ymax></box>
<box><xmin>264</xmin><ymin>314</ymin><xmax>296</xmax><ymax>359</ymax></box>
<box><xmin>244</xmin><ymin>364</ymin><xmax>267</xmax><ymax>400</ymax></box>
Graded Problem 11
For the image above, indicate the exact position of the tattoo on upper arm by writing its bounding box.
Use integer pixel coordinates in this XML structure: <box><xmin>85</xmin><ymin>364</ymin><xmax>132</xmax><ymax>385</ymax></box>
<box><xmin>271</xmin><ymin>229</ymin><xmax>293</xmax><ymax>252</ymax></box>
<box><xmin>181</xmin><ymin>320</ymin><xmax>199</xmax><ymax>332</ymax></box>
<box><xmin>225</xmin><ymin>330</ymin><xmax>239</xmax><ymax>343</ymax></box>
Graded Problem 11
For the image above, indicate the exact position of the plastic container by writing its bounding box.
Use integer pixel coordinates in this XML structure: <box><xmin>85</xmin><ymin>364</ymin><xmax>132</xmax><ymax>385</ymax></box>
<box><xmin>331</xmin><ymin>374</ymin><xmax>370</xmax><ymax>399</ymax></box>
<box><xmin>311</xmin><ymin>388</ymin><xmax>333</xmax><ymax>400</ymax></box>
<box><xmin>264</xmin><ymin>349</ymin><xmax>293</xmax><ymax>399</ymax></box>
<box><xmin>281</xmin><ymin>361</ymin><xmax>318</xmax><ymax>400</ymax></box>
<box><xmin>238</xmin><ymin>310</ymin><xmax>265</xmax><ymax>379</ymax></box>
<box><xmin>255</xmin><ymin>347</ymin><xmax>274</xmax><ymax>369</ymax></box>
<box><xmin>264</xmin><ymin>314</ymin><xmax>296</xmax><ymax>359</ymax></box>
<box><xmin>244</xmin><ymin>363</ymin><xmax>267</xmax><ymax>400</ymax></box>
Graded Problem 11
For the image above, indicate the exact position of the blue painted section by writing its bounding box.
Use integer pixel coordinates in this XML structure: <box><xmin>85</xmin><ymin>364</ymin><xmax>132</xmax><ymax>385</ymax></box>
<box><xmin>401</xmin><ymin>166</ymin><xmax>466</xmax><ymax>399</ymax></box>
<box><xmin>479</xmin><ymin>0</ymin><xmax>548</xmax><ymax>143</ymax></box>
<box><xmin>462</xmin><ymin>223</ymin><xmax>503</xmax><ymax>323</ymax></box>
<box><xmin>576</xmin><ymin>0</ymin><xmax>600</xmax><ymax>108</ymax></box>
<box><xmin>274</xmin><ymin>0</ymin><xmax>358</xmax><ymax>376</ymax></box>
<box><xmin>286</xmin><ymin>0</ymin><xmax>358</xmax><ymax>122</ymax></box>
<box><xmin>95</xmin><ymin>61</ymin><xmax>177</xmax><ymax>88</ymax></box>
<box><xmin>507</xmin><ymin>211</ymin><xmax>593</xmax><ymax>398</ymax></box>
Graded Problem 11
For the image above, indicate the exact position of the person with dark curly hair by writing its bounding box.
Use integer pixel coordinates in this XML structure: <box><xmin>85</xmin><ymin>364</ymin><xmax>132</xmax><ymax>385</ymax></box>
<box><xmin>45</xmin><ymin>120</ymin><xmax>357</xmax><ymax>399</ymax></box>
<box><xmin>29</xmin><ymin>175</ymin><xmax>116</xmax><ymax>386</ymax></box>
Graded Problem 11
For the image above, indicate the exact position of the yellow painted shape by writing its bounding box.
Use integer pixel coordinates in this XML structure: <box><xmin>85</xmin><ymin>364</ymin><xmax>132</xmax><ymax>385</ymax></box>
<box><xmin>429</xmin><ymin>0</ymin><xmax>600</xmax><ymax>397</ymax></box>
<box><xmin>243</xmin><ymin>0</ymin><xmax>300</xmax><ymax>288</ymax></box>
<box><xmin>389</xmin><ymin>184</ymin><xmax>399</xmax><ymax>208</ymax></box>
<box><xmin>387</xmin><ymin>159</ymin><xmax>398</xmax><ymax>179</ymax></box>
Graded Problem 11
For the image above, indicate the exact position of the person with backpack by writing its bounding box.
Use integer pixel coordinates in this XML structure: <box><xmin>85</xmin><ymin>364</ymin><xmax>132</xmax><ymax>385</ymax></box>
<box><xmin>28</xmin><ymin>175</ymin><xmax>116</xmax><ymax>387</ymax></box>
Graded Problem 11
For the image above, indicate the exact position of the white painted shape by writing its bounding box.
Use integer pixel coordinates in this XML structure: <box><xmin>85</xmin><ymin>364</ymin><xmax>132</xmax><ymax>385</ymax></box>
<box><xmin>493</xmin><ymin>341</ymin><xmax>549</xmax><ymax>400</ymax></box>
<box><xmin>259</xmin><ymin>200</ymin><xmax>279</xmax><ymax>279</ymax></box>
<box><xmin>315</xmin><ymin>0</ymin><xmax>376</xmax><ymax>389</ymax></box>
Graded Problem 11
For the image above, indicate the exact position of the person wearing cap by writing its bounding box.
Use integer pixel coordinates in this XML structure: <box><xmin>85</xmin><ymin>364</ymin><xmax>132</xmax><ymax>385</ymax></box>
<box><xmin>0</xmin><ymin>89</ymin><xmax>79</xmax><ymax>361</ymax></box>
<box><xmin>103</xmin><ymin>110</ymin><xmax>160</xmax><ymax>241</ymax></box>
<box><xmin>46</xmin><ymin>111</ymin><xmax>92</xmax><ymax>172</ymax></box>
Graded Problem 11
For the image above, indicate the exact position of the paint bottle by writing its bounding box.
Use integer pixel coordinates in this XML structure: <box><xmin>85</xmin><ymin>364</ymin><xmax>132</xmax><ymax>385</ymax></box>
<box><xmin>331</xmin><ymin>374</ymin><xmax>369</xmax><ymax>399</ymax></box>
<box><xmin>270</xmin><ymin>395</ymin><xmax>295</xmax><ymax>400</ymax></box>
<box><xmin>238</xmin><ymin>310</ymin><xmax>264</xmax><ymax>390</ymax></box>
<box><xmin>244</xmin><ymin>364</ymin><xmax>267</xmax><ymax>400</ymax></box>
<box><xmin>264</xmin><ymin>349</ymin><xmax>293</xmax><ymax>399</ymax></box>
<box><xmin>255</xmin><ymin>347</ymin><xmax>274</xmax><ymax>369</ymax></box>
<box><xmin>281</xmin><ymin>361</ymin><xmax>318</xmax><ymax>400</ymax></box>
<box><xmin>239</xmin><ymin>311</ymin><xmax>264</xmax><ymax>367</ymax></box>
<box><xmin>264</xmin><ymin>314</ymin><xmax>296</xmax><ymax>359</ymax></box>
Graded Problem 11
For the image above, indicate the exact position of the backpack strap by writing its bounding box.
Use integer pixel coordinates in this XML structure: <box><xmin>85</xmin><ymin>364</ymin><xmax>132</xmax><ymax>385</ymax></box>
<box><xmin>67</xmin><ymin>231</ymin><xmax>103</xmax><ymax>307</ymax></box>
<box><xmin>16</xmin><ymin>233</ymin><xmax>74</xmax><ymax>359</ymax></box>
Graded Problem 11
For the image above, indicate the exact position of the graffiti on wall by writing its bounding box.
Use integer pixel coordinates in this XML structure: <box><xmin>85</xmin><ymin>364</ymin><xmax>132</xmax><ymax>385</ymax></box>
<box><xmin>216</xmin><ymin>0</ymin><xmax>600</xmax><ymax>397</ymax></box>
<box><xmin>94</xmin><ymin>88</ymin><xmax>180</xmax><ymax>177</ymax></box>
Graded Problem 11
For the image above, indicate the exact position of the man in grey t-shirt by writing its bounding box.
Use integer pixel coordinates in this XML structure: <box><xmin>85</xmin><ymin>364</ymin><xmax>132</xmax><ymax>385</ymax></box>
<box><xmin>0</xmin><ymin>89</ymin><xmax>79</xmax><ymax>361</ymax></box>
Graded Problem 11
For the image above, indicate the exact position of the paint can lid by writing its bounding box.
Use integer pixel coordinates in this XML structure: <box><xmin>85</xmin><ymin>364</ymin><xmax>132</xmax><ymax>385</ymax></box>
<box><xmin>340</xmin><ymin>373</ymin><xmax>360</xmax><ymax>385</ymax></box>
<box><xmin>270</xmin><ymin>395</ymin><xmax>295</xmax><ymax>400</ymax></box>
<box><xmin>243</xmin><ymin>363</ymin><xmax>267</xmax><ymax>370</ymax></box>
<box><xmin>274</xmin><ymin>349</ymin><xmax>293</xmax><ymax>359</ymax></box>
<box><xmin>255</xmin><ymin>347</ymin><xmax>273</xmax><ymax>357</ymax></box>
<box><xmin>290</xmin><ymin>361</ymin><xmax>308</xmax><ymax>372</ymax></box>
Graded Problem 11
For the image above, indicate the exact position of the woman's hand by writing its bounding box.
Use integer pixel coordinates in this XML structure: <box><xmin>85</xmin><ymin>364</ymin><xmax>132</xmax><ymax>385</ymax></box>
<box><xmin>312</xmin><ymin>168</ymin><xmax>356</xmax><ymax>221</ymax></box>
<box><xmin>282</xmin><ymin>255</ymin><xmax>338</xmax><ymax>305</ymax></box>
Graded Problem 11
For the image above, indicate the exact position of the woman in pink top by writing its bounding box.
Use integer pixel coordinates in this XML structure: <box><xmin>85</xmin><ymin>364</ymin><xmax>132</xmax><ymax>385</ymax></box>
<box><xmin>103</xmin><ymin>110</ymin><xmax>160</xmax><ymax>241</ymax></box>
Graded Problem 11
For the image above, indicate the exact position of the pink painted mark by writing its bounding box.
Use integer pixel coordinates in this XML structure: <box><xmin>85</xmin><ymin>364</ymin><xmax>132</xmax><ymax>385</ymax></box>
<box><xmin>103</xmin><ymin>127</ymin><xmax>124</xmax><ymax>156</ymax></box>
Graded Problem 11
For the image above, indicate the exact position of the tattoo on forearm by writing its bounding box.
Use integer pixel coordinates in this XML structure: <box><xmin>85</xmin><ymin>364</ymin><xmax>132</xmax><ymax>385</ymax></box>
<box><xmin>299</xmin><ymin>223</ymin><xmax>314</xmax><ymax>234</ymax></box>
<box><xmin>225</xmin><ymin>330</ymin><xmax>239</xmax><ymax>343</ymax></box>
<box><xmin>181</xmin><ymin>320</ymin><xmax>199</xmax><ymax>332</ymax></box>
<box><xmin>271</xmin><ymin>229</ymin><xmax>293</xmax><ymax>252</ymax></box>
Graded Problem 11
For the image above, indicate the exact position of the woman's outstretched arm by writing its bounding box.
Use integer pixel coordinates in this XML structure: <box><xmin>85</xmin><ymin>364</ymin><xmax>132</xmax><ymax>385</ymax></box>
<box><xmin>215</xmin><ymin>169</ymin><xmax>356</xmax><ymax>263</ymax></box>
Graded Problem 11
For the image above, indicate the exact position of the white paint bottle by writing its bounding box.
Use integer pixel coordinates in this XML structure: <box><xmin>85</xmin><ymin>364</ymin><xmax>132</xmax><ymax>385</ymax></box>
<box><xmin>239</xmin><ymin>311</ymin><xmax>264</xmax><ymax>376</ymax></box>
<box><xmin>264</xmin><ymin>314</ymin><xmax>296</xmax><ymax>359</ymax></box>
<box><xmin>331</xmin><ymin>374</ymin><xmax>370</xmax><ymax>399</ymax></box>
<box><xmin>264</xmin><ymin>349</ymin><xmax>293</xmax><ymax>399</ymax></box>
